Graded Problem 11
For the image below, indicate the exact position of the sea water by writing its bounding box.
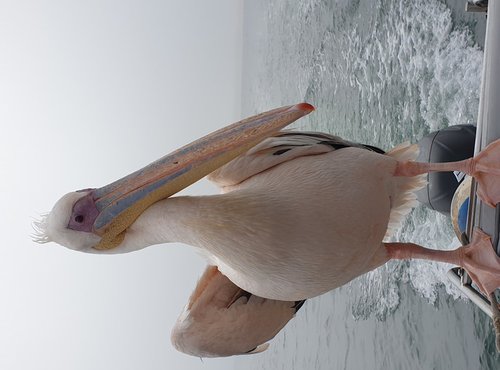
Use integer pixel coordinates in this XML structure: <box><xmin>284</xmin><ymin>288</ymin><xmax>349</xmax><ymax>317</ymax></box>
<box><xmin>235</xmin><ymin>0</ymin><xmax>499</xmax><ymax>369</ymax></box>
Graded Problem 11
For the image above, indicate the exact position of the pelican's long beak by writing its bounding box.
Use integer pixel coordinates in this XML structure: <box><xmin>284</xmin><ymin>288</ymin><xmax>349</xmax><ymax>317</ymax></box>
<box><xmin>71</xmin><ymin>103</ymin><xmax>314</xmax><ymax>250</ymax></box>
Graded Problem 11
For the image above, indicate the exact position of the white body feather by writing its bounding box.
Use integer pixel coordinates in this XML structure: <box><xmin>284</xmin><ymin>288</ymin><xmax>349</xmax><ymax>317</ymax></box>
<box><xmin>121</xmin><ymin>137</ymin><xmax>423</xmax><ymax>301</ymax></box>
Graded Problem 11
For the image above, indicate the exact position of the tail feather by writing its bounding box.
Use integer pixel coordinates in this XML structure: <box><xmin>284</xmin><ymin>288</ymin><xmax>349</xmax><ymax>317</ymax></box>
<box><xmin>385</xmin><ymin>143</ymin><xmax>426</xmax><ymax>239</ymax></box>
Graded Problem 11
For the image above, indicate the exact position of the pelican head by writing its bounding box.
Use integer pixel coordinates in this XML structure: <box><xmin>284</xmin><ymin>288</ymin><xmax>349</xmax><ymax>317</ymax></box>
<box><xmin>34</xmin><ymin>104</ymin><xmax>314</xmax><ymax>252</ymax></box>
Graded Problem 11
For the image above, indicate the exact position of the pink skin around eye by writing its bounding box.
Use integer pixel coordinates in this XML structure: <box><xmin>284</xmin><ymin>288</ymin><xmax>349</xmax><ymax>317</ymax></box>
<box><xmin>67</xmin><ymin>191</ymin><xmax>99</xmax><ymax>232</ymax></box>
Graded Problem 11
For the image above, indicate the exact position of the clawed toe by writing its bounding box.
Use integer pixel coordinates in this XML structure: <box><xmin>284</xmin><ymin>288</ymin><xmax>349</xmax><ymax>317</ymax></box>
<box><xmin>468</xmin><ymin>139</ymin><xmax>500</xmax><ymax>207</ymax></box>
<box><xmin>460</xmin><ymin>228</ymin><xmax>500</xmax><ymax>295</ymax></box>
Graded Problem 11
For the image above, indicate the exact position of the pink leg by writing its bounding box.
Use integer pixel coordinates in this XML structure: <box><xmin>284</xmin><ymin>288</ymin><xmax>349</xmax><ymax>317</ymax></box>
<box><xmin>394</xmin><ymin>139</ymin><xmax>500</xmax><ymax>207</ymax></box>
<box><xmin>386</xmin><ymin>228</ymin><xmax>500</xmax><ymax>295</ymax></box>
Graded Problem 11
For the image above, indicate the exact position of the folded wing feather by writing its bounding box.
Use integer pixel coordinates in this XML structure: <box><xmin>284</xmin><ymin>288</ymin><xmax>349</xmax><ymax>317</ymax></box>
<box><xmin>207</xmin><ymin>131</ymin><xmax>384</xmax><ymax>191</ymax></box>
<box><xmin>171</xmin><ymin>265</ymin><xmax>304</xmax><ymax>358</ymax></box>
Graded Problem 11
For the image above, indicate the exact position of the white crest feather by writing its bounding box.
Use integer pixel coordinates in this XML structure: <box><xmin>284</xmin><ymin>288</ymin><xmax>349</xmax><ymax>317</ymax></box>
<box><xmin>31</xmin><ymin>214</ymin><xmax>51</xmax><ymax>244</ymax></box>
<box><xmin>30</xmin><ymin>192</ymin><xmax>101</xmax><ymax>251</ymax></box>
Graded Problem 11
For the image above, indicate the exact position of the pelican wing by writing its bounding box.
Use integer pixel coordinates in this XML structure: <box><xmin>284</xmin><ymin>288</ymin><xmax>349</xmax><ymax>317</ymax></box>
<box><xmin>171</xmin><ymin>265</ymin><xmax>304</xmax><ymax>358</ymax></box>
<box><xmin>207</xmin><ymin>131</ymin><xmax>384</xmax><ymax>190</ymax></box>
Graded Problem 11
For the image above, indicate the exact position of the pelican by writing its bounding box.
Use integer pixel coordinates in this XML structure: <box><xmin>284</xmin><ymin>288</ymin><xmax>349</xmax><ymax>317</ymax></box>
<box><xmin>34</xmin><ymin>103</ymin><xmax>500</xmax><ymax>357</ymax></box>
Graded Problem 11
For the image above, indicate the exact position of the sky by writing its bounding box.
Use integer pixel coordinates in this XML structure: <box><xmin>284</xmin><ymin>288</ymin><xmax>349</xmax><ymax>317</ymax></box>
<box><xmin>0</xmin><ymin>1</ymin><xmax>243</xmax><ymax>369</ymax></box>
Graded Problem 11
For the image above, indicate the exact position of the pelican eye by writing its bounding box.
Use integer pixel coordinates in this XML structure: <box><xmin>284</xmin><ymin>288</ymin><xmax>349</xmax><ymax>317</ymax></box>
<box><xmin>74</xmin><ymin>215</ymin><xmax>84</xmax><ymax>223</ymax></box>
